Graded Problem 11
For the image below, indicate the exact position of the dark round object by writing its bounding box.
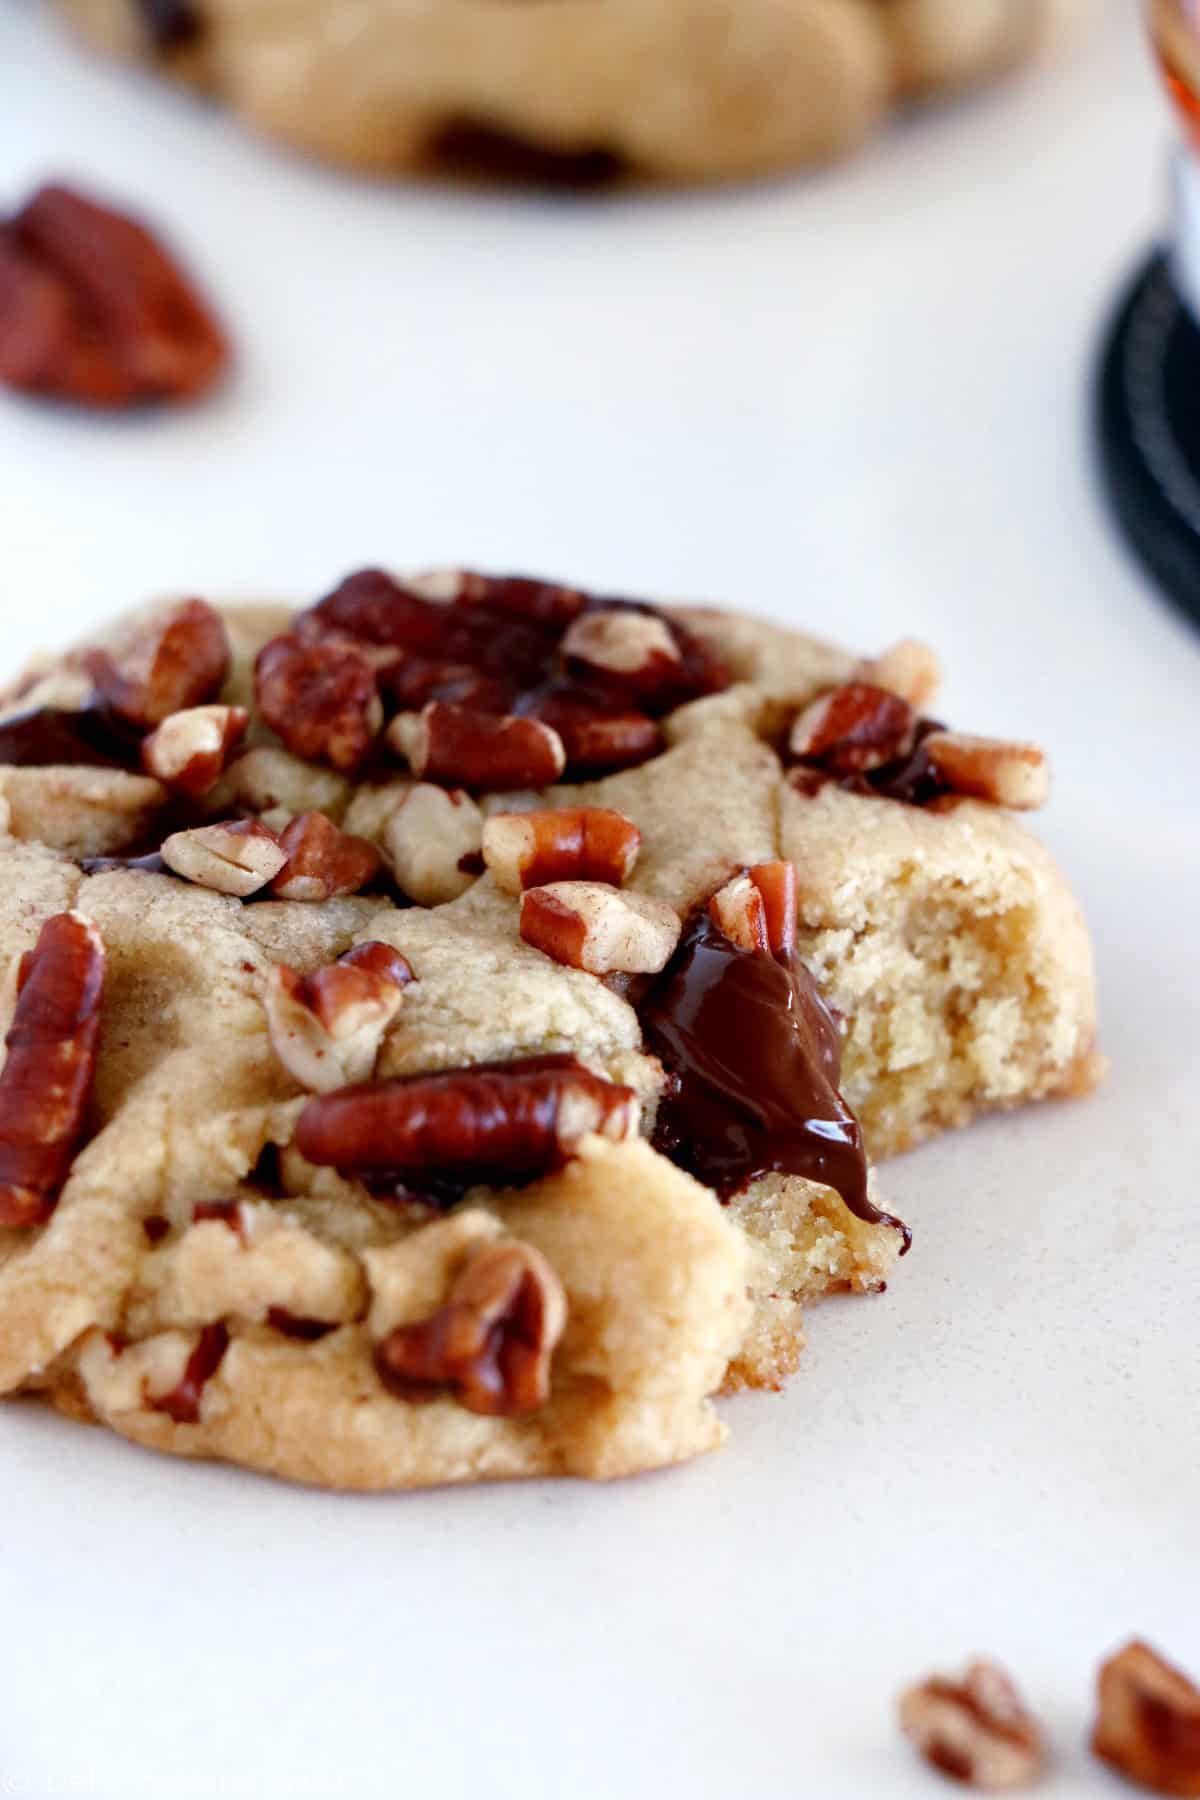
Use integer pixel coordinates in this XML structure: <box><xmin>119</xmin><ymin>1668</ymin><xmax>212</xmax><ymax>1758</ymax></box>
<box><xmin>1096</xmin><ymin>248</ymin><xmax>1200</xmax><ymax>632</ymax></box>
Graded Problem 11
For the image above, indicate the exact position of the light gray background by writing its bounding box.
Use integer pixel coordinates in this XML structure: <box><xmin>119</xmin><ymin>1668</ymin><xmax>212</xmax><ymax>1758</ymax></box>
<box><xmin>2</xmin><ymin>3</ymin><xmax>1197</xmax><ymax>1796</ymax></box>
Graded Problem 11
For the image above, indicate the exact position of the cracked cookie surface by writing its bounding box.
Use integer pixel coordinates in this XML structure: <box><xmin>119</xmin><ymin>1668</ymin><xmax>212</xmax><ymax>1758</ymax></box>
<box><xmin>0</xmin><ymin>576</ymin><xmax>1098</xmax><ymax>1487</ymax></box>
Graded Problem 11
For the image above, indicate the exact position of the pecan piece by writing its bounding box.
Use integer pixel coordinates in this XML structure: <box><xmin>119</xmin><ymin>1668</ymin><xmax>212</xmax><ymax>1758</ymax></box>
<box><xmin>481</xmin><ymin>806</ymin><xmax>641</xmax><ymax>894</ymax></box>
<box><xmin>525</xmin><ymin>685</ymin><xmax>660</xmax><ymax>774</ymax></box>
<box><xmin>389</xmin><ymin>702</ymin><xmax>566</xmax><ymax>792</ymax></box>
<box><xmin>161</xmin><ymin>818</ymin><xmax>288</xmax><ymax>896</ymax></box>
<box><xmin>449</xmin><ymin>570</ymin><xmax>588</xmax><ymax>629</ymax></box>
<box><xmin>145</xmin><ymin>1322</ymin><xmax>230</xmax><ymax>1425</ymax></box>
<box><xmin>857</xmin><ymin>637</ymin><xmax>942</xmax><ymax>710</ymax></box>
<box><xmin>709</xmin><ymin>861</ymin><xmax>797</xmax><ymax>957</ymax></box>
<box><xmin>264</xmin><ymin>942</ymin><xmax>413</xmax><ymax>1093</ymax></box>
<box><xmin>521</xmin><ymin>883</ymin><xmax>681</xmax><ymax>975</ymax></box>
<box><xmin>789</xmin><ymin>682</ymin><xmax>918</xmax><ymax>773</ymax></box>
<box><xmin>294</xmin><ymin>1054</ymin><xmax>637</xmax><ymax>1189</ymax></box>
<box><xmin>923</xmin><ymin>732</ymin><xmax>1049</xmax><ymax>811</ymax></box>
<box><xmin>561</xmin><ymin>608</ymin><xmax>683</xmax><ymax>696</ymax></box>
<box><xmin>375</xmin><ymin>1239</ymin><xmax>567</xmax><ymax>1417</ymax></box>
<box><xmin>85</xmin><ymin>598</ymin><xmax>231</xmax><ymax>730</ymax></box>
<box><xmin>899</xmin><ymin>1660</ymin><xmax>1046</xmax><ymax>1791</ymax></box>
<box><xmin>255</xmin><ymin>633</ymin><xmax>383</xmax><ymax>774</ymax></box>
<box><xmin>270</xmin><ymin>812</ymin><xmax>381</xmax><ymax>902</ymax></box>
<box><xmin>0</xmin><ymin>183</ymin><xmax>228</xmax><ymax>407</ymax></box>
<box><xmin>1092</xmin><ymin>1640</ymin><xmax>1200</xmax><ymax>1796</ymax></box>
<box><xmin>382</xmin><ymin>784</ymin><xmax>484</xmax><ymax>906</ymax></box>
<box><xmin>0</xmin><ymin>912</ymin><xmax>106</xmax><ymax>1229</ymax></box>
<box><xmin>141</xmin><ymin>703</ymin><xmax>248</xmax><ymax>797</ymax></box>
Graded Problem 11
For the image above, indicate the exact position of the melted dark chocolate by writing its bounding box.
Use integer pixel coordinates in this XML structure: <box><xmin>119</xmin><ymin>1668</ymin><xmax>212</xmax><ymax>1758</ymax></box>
<box><xmin>0</xmin><ymin>704</ymin><xmax>143</xmax><ymax>771</ymax></box>
<box><xmin>78</xmin><ymin>851</ymin><xmax>168</xmax><ymax>876</ymax></box>
<box><xmin>137</xmin><ymin>0</ymin><xmax>203</xmax><ymax>51</ymax></box>
<box><xmin>638</xmin><ymin>915</ymin><xmax>909</xmax><ymax>1248</ymax></box>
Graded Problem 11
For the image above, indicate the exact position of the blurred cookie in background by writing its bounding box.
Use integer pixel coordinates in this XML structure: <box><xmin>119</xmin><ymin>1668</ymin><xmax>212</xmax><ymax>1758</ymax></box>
<box><xmin>50</xmin><ymin>0</ymin><xmax>1088</xmax><ymax>186</ymax></box>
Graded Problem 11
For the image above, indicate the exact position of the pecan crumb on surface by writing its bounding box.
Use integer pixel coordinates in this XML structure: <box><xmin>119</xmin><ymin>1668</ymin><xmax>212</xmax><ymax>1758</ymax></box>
<box><xmin>0</xmin><ymin>183</ymin><xmax>229</xmax><ymax>408</ymax></box>
<box><xmin>1092</xmin><ymin>1640</ymin><xmax>1200</xmax><ymax>1797</ymax></box>
<box><xmin>898</xmin><ymin>1659</ymin><xmax>1046</xmax><ymax>1791</ymax></box>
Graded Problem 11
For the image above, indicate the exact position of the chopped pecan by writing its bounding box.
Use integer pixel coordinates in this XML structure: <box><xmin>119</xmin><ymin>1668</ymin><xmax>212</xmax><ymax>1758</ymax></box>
<box><xmin>561</xmin><ymin>608</ymin><xmax>682</xmax><ymax>696</ymax></box>
<box><xmin>923</xmin><ymin>732</ymin><xmax>1049</xmax><ymax>811</ymax></box>
<box><xmin>145</xmin><ymin>1322</ymin><xmax>230</xmax><ymax>1424</ymax></box>
<box><xmin>441</xmin><ymin>569</ymin><xmax>588</xmax><ymax>630</ymax></box>
<box><xmin>382</xmin><ymin>784</ymin><xmax>484</xmax><ymax>906</ymax></box>
<box><xmin>381</xmin><ymin>656</ymin><xmax>515</xmax><ymax>716</ymax></box>
<box><xmin>524</xmin><ymin>685</ymin><xmax>660</xmax><ymax>774</ymax></box>
<box><xmin>304</xmin><ymin>568</ymin><xmax>458</xmax><ymax>652</ymax></box>
<box><xmin>270</xmin><ymin>812</ymin><xmax>381</xmax><ymax>903</ymax></box>
<box><xmin>141</xmin><ymin>703</ymin><xmax>248</xmax><ymax>797</ymax></box>
<box><xmin>264</xmin><ymin>942</ymin><xmax>412</xmax><ymax>1093</ymax></box>
<box><xmin>521</xmin><ymin>883</ymin><xmax>681</xmax><ymax>975</ymax></box>
<box><xmin>1092</xmin><ymin>1640</ymin><xmax>1200</xmax><ymax>1796</ymax></box>
<box><xmin>192</xmin><ymin>1199</ymin><xmax>244</xmax><ymax>1236</ymax></box>
<box><xmin>0</xmin><ymin>911</ymin><xmax>106</xmax><ymax>1229</ymax></box>
<box><xmin>389</xmin><ymin>702</ymin><xmax>566</xmax><ymax>792</ymax></box>
<box><xmin>481</xmin><ymin>806</ymin><xmax>641</xmax><ymax>894</ymax></box>
<box><xmin>0</xmin><ymin>183</ymin><xmax>228</xmax><ymax>408</ymax></box>
<box><xmin>255</xmin><ymin>633</ymin><xmax>383</xmax><ymax>774</ymax></box>
<box><xmin>85</xmin><ymin>598</ymin><xmax>231</xmax><ymax>730</ymax></box>
<box><xmin>857</xmin><ymin>637</ymin><xmax>942</xmax><ymax>710</ymax></box>
<box><xmin>375</xmin><ymin>1238</ymin><xmax>567</xmax><ymax>1417</ymax></box>
<box><xmin>294</xmin><ymin>1054</ymin><xmax>637</xmax><ymax>1189</ymax></box>
<box><xmin>161</xmin><ymin>818</ymin><xmax>288</xmax><ymax>896</ymax></box>
<box><xmin>789</xmin><ymin>682</ymin><xmax>918</xmax><ymax>774</ymax></box>
<box><xmin>899</xmin><ymin>1659</ymin><xmax>1046</xmax><ymax>1791</ymax></box>
<box><xmin>709</xmin><ymin>861</ymin><xmax>797</xmax><ymax>957</ymax></box>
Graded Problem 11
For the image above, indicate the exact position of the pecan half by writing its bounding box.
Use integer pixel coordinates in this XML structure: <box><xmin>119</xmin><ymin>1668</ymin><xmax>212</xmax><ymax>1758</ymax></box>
<box><xmin>389</xmin><ymin>702</ymin><xmax>566</xmax><ymax>792</ymax></box>
<box><xmin>0</xmin><ymin>183</ymin><xmax>228</xmax><ymax>407</ymax></box>
<box><xmin>375</xmin><ymin>1239</ymin><xmax>567</xmax><ymax>1417</ymax></box>
<box><xmin>161</xmin><ymin>818</ymin><xmax>288</xmax><ymax>897</ymax></box>
<box><xmin>264</xmin><ymin>942</ymin><xmax>413</xmax><ymax>1093</ymax></box>
<box><xmin>561</xmin><ymin>608</ymin><xmax>682</xmax><ymax>696</ymax></box>
<box><xmin>145</xmin><ymin>1322</ymin><xmax>230</xmax><ymax>1424</ymax></box>
<box><xmin>85</xmin><ymin>598</ymin><xmax>231</xmax><ymax>730</ymax></box>
<box><xmin>141</xmin><ymin>703</ymin><xmax>248</xmax><ymax>797</ymax></box>
<box><xmin>899</xmin><ymin>1660</ymin><xmax>1046</xmax><ymax>1791</ymax></box>
<box><xmin>709</xmin><ymin>861</ymin><xmax>797</xmax><ymax>957</ymax></box>
<box><xmin>255</xmin><ymin>633</ymin><xmax>383</xmax><ymax>774</ymax></box>
<box><xmin>1092</xmin><ymin>1640</ymin><xmax>1200</xmax><ymax>1796</ymax></box>
<box><xmin>294</xmin><ymin>1054</ymin><xmax>637</xmax><ymax>1190</ymax></box>
<box><xmin>789</xmin><ymin>682</ymin><xmax>918</xmax><ymax>773</ymax></box>
<box><xmin>270</xmin><ymin>812</ymin><xmax>381</xmax><ymax>903</ymax></box>
<box><xmin>521</xmin><ymin>883</ymin><xmax>681</xmax><ymax>975</ymax></box>
<box><xmin>382</xmin><ymin>784</ymin><xmax>484</xmax><ymax>906</ymax></box>
<box><xmin>481</xmin><ymin>806</ymin><xmax>641</xmax><ymax>894</ymax></box>
<box><xmin>923</xmin><ymin>732</ymin><xmax>1049</xmax><ymax>811</ymax></box>
<box><xmin>0</xmin><ymin>912</ymin><xmax>106</xmax><ymax>1229</ymax></box>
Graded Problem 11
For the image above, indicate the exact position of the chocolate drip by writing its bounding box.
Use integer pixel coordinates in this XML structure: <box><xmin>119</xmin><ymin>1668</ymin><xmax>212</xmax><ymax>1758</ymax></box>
<box><xmin>0</xmin><ymin>704</ymin><xmax>144</xmax><ymax>771</ymax></box>
<box><xmin>638</xmin><ymin>915</ymin><xmax>909</xmax><ymax>1247</ymax></box>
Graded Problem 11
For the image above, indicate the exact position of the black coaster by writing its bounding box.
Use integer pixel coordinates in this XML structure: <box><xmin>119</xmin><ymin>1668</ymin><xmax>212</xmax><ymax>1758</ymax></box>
<box><xmin>1096</xmin><ymin>248</ymin><xmax>1200</xmax><ymax>631</ymax></box>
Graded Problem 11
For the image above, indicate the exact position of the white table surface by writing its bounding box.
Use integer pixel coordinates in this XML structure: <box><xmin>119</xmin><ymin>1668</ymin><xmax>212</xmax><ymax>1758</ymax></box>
<box><xmin>2</xmin><ymin>4</ymin><xmax>1199</xmax><ymax>1797</ymax></box>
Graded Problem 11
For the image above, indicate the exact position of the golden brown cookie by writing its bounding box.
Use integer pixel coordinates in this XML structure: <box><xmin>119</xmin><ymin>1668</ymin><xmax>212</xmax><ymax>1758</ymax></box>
<box><xmin>0</xmin><ymin>575</ymin><xmax>1098</xmax><ymax>1487</ymax></box>
<box><xmin>49</xmin><ymin>0</ymin><xmax>1082</xmax><ymax>184</ymax></box>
